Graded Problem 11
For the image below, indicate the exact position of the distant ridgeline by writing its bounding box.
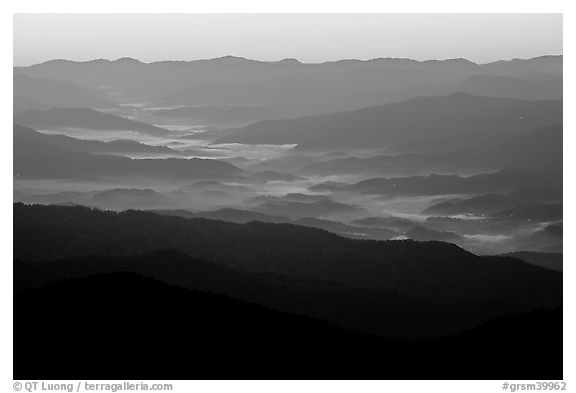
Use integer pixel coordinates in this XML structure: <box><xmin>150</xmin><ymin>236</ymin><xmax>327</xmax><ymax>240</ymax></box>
<box><xmin>13</xmin><ymin>53</ymin><xmax>563</xmax><ymax>380</ymax></box>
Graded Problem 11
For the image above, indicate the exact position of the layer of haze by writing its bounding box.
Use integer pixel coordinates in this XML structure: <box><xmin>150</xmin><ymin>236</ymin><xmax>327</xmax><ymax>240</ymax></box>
<box><xmin>14</xmin><ymin>13</ymin><xmax>562</xmax><ymax>66</ymax></box>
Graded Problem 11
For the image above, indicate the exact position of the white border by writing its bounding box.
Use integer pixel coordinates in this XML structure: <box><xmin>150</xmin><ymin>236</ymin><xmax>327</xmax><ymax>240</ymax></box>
<box><xmin>3</xmin><ymin>4</ymin><xmax>572</xmax><ymax>392</ymax></box>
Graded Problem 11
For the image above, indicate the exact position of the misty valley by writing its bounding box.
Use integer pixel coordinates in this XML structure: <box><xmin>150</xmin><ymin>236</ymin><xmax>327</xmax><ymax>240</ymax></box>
<box><xmin>13</xmin><ymin>54</ymin><xmax>563</xmax><ymax>379</ymax></box>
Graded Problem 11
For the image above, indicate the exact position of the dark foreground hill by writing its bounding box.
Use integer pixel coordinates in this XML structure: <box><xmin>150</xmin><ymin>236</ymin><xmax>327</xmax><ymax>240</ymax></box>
<box><xmin>14</xmin><ymin>272</ymin><xmax>562</xmax><ymax>380</ymax></box>
<box><xmin>502</xmin><ymin>252</ymin><xmax>563</xmax><ymax>272</ymax></box>
<box><xmin>14</xmin><ymin>250</ymin><xmax>531</xmax><ymax>340</ymax></box>
<box><xmin>14</xmin><ymin>204</ymin><xmax>562</xmax><ymax>307</ymax></box>
<box><xmin>13</xmin><ymin>204</ymin><xmax>563</xmax><ymax>379</ymax></box>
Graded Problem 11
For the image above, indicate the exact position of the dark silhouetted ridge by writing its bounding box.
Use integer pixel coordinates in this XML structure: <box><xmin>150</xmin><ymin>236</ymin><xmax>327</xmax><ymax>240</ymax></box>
<box><xmin>14</xmin><ymin>271</ymin><xmax>562</xmax><ymax>379</ymax></box>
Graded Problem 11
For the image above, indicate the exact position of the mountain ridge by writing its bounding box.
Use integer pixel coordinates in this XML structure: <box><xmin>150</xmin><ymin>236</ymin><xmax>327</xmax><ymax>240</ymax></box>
<box><xmin>18</xmin><ymin>54</ymin><xmax>563</xmax><ymax>68</ymax></box>
<box><xmin>14</xmin><ymin>203</ymin><xmax>562</xmax><ymax>306</ymax></box>
<box><xmin>220</xmin><ymin>93</ymin><xmax>562</xmax><ymax>150</ymax></box>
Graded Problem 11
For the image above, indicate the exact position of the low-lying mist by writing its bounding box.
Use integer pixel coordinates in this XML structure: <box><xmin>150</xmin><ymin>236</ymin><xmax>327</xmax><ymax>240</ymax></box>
<box><xmin>13</xmin><ymin>56</ymin><xmax>563</xmax><ymax>257</ymax></box>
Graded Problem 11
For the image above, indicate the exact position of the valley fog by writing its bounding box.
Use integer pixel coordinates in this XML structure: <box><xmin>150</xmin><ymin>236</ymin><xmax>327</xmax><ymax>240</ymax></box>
<box><xmin>12</xmin><ymin>13</ymin><xmax>564</xmax><ymax>381</ymax></box>
<box><xmin>13</xmin><ymin>54</ymin><xmax>563</xmax><ymax>256</ymax></box>
<box><xmin>14</xmin><ymin>80</ymin><xmax>562</xmax><ymax>255</ymax></box>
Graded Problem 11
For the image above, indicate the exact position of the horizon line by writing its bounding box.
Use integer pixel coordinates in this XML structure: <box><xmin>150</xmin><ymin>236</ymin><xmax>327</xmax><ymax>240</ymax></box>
<box><xmin>13</xmin><ymin>53</ymin><xmax>564</xmax><ymax>68</ymax></box>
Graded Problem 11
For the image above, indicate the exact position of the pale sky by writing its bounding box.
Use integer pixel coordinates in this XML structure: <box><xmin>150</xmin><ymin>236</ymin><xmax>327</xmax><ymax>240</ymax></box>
<box><xmin>13</xmin><ymin>13</ymin><xmax>562</xmax><ymax>66</ymax></box>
